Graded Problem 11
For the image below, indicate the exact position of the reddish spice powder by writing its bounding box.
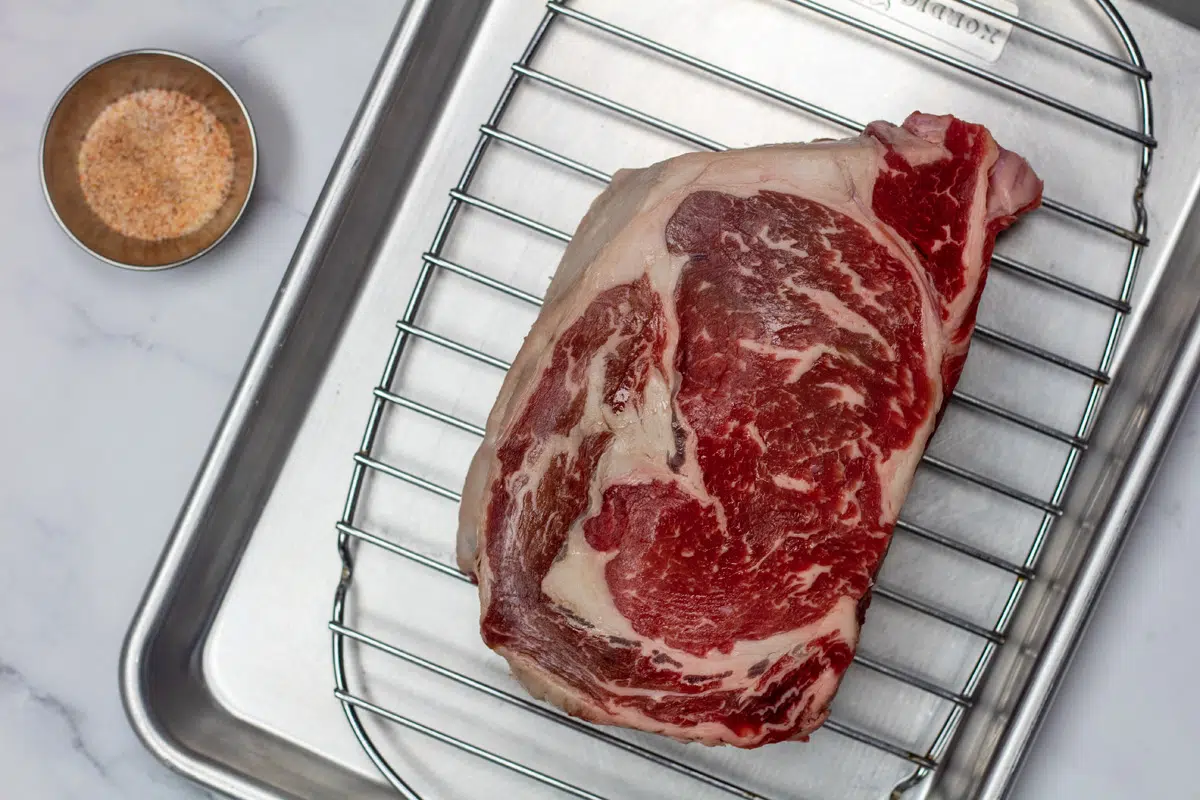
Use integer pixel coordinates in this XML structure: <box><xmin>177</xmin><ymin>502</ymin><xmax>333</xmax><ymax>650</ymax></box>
<box><xmin>78</xmin><ymin>88</ymin><xmax>234</xmax><ymax>241</ymax></box>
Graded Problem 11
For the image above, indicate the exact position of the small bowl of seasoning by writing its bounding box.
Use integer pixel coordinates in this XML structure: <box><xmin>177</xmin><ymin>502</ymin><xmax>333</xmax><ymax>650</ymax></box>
<box><xmin>41</xmin><ymin>50</ymin><xmax>256</xmax><ymax>270</ymax></box>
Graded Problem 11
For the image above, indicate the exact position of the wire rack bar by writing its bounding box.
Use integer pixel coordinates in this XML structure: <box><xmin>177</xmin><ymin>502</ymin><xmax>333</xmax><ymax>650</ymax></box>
<box><xmin>949</xmin><ymin>390</ymin><xmax>1087</xmax><ymax>450</ymax></box>
<box><xmin>821</xmin><ymin>720</ymin><xmax>936</xmax><ymax>770</ymax></box>
<box><xmin>853</xmin><ymin>654</ymin><xmax>972</xmax><ymax>707</ymax></box>
<box><xmin>480</xmin><ymin>125</ymin><xmax>611</xmax><ymax>182</ymax></box>
<box><xmin>373</xmin><ymin>387</ymin><xmax>488</xmax><ymax>436</ymax></box>
<box><xmin>338</xmin><ymin>522</ymin><xmax>473</xmax><ymax>583</ymax></box>
<box><xmin>544</xmin><ymin>2</ymin><xmax>1149</xmax><ymax>245</ymax></box>
<box><xmin>872</xmin><ymin>586</ymin><xmax>1004</xmax><ymax>644</ymax></box>
<box><xmin>336</xmin><ymin>690</ymin><xmax>611</xmax><ymax>800</ymax></box>
<box><xmin>988</xmin><ymin>253</ymin><xmax>1131</xmax><ymax>313</ymax></box>
<box><xmin>1038</xmin><ymin>197</ymin><xmax>1148</xmax><ymax>246</ymax></box>
<box><xmin>354</xmin><ymin>453</ymin><xmax>464</xmax><ymax>502</ymax></box>
<box><xmin>971</xmin><ymin>326</ymin><xmax>1107</xmax><ymax>382</ymax></box>
<box><xmin>922</xmin><ymin>456</ymin><xmax>1062</xmax><ymax>514</ymax></box>
<box><xmin>422</xmin><ymin>253</ymin><xmax>544</xmax><ymax>305</ymax></box>
<box><xmin>394</xmin><ymin>321</ymin><xmax>512</xmax><ymax>370</ymax></box>
<box><xmin>448</xmin><ymin>190</ymin><xmax>572</xmax><ymax>242</ymax></box>
<box><xmin>893</xmin><ymin>519</ymin><xmax>1033</xmax><ymax>578</ymax></box>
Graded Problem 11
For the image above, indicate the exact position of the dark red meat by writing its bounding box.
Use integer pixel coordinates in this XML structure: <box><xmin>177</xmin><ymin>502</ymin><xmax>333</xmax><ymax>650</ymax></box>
<box><xmin>458</xmin><ymin>113</ymin><xmax>1041</xmax><ymax>747</ymax></box>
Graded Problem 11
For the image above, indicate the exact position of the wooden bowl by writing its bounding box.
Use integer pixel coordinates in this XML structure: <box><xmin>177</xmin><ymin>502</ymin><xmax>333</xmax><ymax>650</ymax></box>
<box><xmin>41</xmin><ymin>50</ymin><xmax>257</xmax><ymax>270</ymax></box>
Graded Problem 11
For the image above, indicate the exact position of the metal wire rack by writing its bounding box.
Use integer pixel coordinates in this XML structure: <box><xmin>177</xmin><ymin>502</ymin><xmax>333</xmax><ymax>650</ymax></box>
<box><xmin>331</xmin><ymin>1</ymin><xmax>1154</xmax><ymax>797</ymax></box>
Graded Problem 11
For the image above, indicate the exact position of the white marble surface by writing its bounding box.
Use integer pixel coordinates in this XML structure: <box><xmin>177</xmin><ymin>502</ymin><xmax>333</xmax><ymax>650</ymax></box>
<box><xmin>0</xmin><ymin>1</ymin><xmax>1198</xmax><ymax>798</ymax></box>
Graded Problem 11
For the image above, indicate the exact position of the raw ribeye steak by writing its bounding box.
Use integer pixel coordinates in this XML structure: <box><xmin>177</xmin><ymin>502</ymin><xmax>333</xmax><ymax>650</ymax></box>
<box><xmin>457</xmin><ymin>112</ymin><xmax>1042</xmax><ymax>747</ymax></box>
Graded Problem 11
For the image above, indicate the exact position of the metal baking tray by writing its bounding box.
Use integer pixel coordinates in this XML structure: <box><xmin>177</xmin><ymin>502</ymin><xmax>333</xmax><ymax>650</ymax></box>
<box><xmin>121</xmin><ymin>1</ymin><xmax>1200</xmax><ymax>798</ymax></box>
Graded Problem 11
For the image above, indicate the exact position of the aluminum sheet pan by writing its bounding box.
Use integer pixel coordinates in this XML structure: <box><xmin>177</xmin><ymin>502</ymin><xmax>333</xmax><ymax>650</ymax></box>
<box><xmin>122</xmin><ymin>1</ymin><xmax>1200</xmax><ymax>798</ymax></box>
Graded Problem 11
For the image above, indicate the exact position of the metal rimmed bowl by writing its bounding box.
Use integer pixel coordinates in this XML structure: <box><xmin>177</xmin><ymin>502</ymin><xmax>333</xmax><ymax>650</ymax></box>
<box><xmin>41</xmin><ymin>49</ymin><xmax>257</xmax><ymax>270</ymax></box>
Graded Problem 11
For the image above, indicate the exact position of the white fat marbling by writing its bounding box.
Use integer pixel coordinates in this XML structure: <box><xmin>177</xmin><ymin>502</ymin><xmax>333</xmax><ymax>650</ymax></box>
<box><xmin>1</xmin><ymin>0</ymin><xmax>1199</xmax><ymax>798</ymax></box>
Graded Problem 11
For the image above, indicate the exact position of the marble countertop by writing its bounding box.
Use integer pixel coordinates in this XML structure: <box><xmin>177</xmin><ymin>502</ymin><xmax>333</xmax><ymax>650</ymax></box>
<box><xmin>1</xmin><ymin>1</ymin><xmax>1197</xmax><ymax>798</ymax></box>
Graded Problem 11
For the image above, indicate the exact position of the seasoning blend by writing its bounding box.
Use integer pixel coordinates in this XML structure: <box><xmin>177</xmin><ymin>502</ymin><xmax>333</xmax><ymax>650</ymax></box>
<box><xmin>78</xmin><ymin>88</ymin><xmax>235</xmax><ymax>242</ymax></box>
<box><xmin>41</xmin><ymin>50</ymin><xmax>257</xmax><ymax>269</ymax></box>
